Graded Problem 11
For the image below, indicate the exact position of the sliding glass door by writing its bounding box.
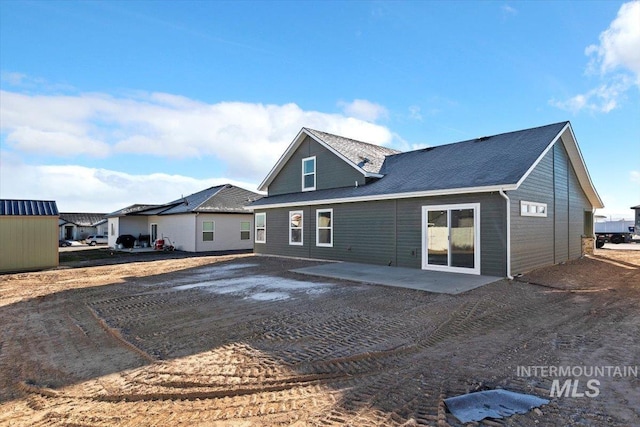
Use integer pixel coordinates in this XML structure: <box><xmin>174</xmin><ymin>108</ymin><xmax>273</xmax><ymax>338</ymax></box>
<box><xmin>422</xmin><ymin>204</ymin><xmax>480</xmax><ymax>275</ymax></box>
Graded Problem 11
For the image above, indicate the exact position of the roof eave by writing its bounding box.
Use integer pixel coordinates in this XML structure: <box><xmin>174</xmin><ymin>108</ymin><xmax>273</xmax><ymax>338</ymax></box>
<box><xmin>246</xmin><ymin>184</ymin><xmax>517</xmax><ymax>210</ymax></box>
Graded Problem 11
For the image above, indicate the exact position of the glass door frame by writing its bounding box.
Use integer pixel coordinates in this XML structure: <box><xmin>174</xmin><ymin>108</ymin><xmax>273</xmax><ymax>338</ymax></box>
<box><xmin>421</xmin><ymin>203</ymin><xmax>481</xmax><ymax>275</ymax></box>
<box><xmin>150</xmin><ymin>223</ymin><xmax>158</xmax><ymax>244</ymax></box>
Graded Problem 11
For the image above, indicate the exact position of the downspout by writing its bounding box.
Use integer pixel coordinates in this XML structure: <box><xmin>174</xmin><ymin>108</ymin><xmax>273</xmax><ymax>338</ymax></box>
<box><xmin>499</xmin><ymin>189</ymin><xmax>514</xmax><ymax>280</ymax></box>
<box><xmin>195</xmin><ymin>212</ymin><xmax>199</xmax><ymax>252</ymax></box>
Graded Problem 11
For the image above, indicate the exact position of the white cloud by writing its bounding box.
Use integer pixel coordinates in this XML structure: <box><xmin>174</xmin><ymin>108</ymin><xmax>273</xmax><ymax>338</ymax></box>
<box><xmin>337</xmin><ymin>99</ymin><xmax>389</xmax><ymax>122</ymax></box>
<box><xmin>7</xmin><ymin>127</ymin><xmax>110</xmax><ymax>157</ymax></box>
<box><xmin>0</xmin><ymin>71</ymin><xmax>27</xmax><ymax>86</ymax></box>
<box><xmin>501</xmin><ymin>4</ymin><xmax>518</xmax><ymax>17</ymax></box>
<box><xmin>586</xmin><ymin>1</ymin><xmax>640</xmax><ymax>78</ymax></box>
<box><xmin>549</xmin><ymin>75</ymin><xmax>634</xmax><ymax>113</ymax></box>
<box><xmin>551</xmin><ymin>1</ymin><xmax>640</xmax><ymax>114</ymax></box>
<box><xmin>631</xmin><ymin>170</ymin><xmax>640</xmax><ymax>184</ymax></box>
<box><xmin>1</xmin><ymin>89</ymin><xmax>394</xmax><ymax>181</ymax></box>
<box><xmin>0</xmin><ymin>152</ymin><xmax>259</xmax><ymax>212</ymax></box>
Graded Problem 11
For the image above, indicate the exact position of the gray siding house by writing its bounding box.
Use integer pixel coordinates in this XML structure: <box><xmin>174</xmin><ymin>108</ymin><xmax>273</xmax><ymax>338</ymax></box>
<box><xmin>59</xmin><ymin>212</ymin><xmax>107</xmax><ymax>241</ymax></box>
<box><xmin>250</xmin><ymin>122</ymin><xmax>603</xmax><ymax>277</ymax></box>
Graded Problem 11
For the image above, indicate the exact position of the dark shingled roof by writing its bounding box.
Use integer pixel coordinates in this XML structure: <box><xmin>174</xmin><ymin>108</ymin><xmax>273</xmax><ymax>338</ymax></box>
<box><xmin>109</xmin><ymin>185</ymin><xmax>262</xmax><ymax>217</ymax></box>
<box><xmin>160</xmin><ymin>184</ymin><xmax>262</xmax><ymax>215</ymax></box>
<box><xmin>305</xmin><ymin>128</ymin><xmax>400</xmax><ymax>174</ymax></box>
<box><xmin>251</xmin><ymin>122</ymin><xmax>569</xmax><ymax>207</ymax></box>
<box><xmin>59</xmin><ymin>213</ymin><xmax>107</xmax><ymax>227</ymax></box>
<box><xmin>107</xmin><ymin>204</ymin><xmax>161</xmax><ymax>217</ymax></box>
<box><xmin>0</xmin><ymin>200</ymin><xmax>59</xmax><ymax>216</ymax></box>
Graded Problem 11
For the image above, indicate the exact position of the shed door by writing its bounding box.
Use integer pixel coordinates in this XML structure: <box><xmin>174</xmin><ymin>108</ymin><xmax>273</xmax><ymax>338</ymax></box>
<box><xmin>422</xmin><ymin>204</ymin><xmax>480</xmax><ymax>275</ymax></box>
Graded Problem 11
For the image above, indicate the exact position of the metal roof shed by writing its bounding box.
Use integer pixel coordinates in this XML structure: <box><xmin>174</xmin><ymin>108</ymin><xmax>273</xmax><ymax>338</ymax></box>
<box><xmin>0</xmin><ymin>200</ymin><xmax>59</xmax><ymax>273</ymax></box>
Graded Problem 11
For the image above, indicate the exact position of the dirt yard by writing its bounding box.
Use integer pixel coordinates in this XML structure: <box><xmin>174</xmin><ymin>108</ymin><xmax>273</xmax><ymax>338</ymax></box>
<box><xmin>0</xmin><ymin>249</ymin><xmax>638</xmax><ymax>426</ymax></box>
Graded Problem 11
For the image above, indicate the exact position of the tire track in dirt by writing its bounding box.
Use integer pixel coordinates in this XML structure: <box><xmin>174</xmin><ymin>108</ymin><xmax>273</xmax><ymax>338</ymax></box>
<box><xmin>86</xmin><ymin>305</ymin><xmax>156</xmax><ymax>363</ymax></box>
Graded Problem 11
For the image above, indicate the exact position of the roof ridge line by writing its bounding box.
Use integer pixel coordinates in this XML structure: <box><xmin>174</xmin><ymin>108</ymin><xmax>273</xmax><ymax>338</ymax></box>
<box><xmin>305</xmin><ymin>128</ymin><xmax>400</xmax><ymax>153</ymax></box>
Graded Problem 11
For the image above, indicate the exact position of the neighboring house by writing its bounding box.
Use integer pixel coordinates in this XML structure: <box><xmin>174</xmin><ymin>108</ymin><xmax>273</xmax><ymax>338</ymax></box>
<box><xmin>58</xmin><ymin>213</ymin><xmax>107</xmax><ymax>241</ymax></box>
<box><xmin>107</xmin><ymin>184</ymin><xmax>262</xmax><ymax>252</ymax></box>
<box><xmin>249</xmin><ymin>122</ymin><xmax>603</xmax><ymax>277</ymax></box>
<box><xmin>0</xmin><ymin>199</ymin><xmax>59</xmax><ymax>273</ymax></box>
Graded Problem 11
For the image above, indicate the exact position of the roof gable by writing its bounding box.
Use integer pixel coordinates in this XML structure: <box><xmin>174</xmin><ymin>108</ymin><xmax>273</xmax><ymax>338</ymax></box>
<box><xmin>258</xmin><ymin>128</ymin><xmax>399</xmax><ymax>192</ymax></box>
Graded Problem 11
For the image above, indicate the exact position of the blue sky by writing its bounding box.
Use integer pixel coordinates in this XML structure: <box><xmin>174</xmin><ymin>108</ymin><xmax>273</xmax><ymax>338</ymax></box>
<box><xmin>1</xmin><ymin>1</ymin><xmax>638</xmax><ymax>218</ymax></box>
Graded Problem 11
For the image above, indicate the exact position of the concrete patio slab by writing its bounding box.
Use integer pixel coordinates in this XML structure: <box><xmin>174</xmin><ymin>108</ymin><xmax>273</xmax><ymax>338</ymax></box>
<box><xmin>291</xmin><ymin>262</ymin><xmax>503</xmax><ymax>294</ymax></box>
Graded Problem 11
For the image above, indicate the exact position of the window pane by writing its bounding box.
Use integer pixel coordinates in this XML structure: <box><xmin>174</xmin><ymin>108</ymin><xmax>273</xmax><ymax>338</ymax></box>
<box><xmin>427</xmin><ymin>210</ymin><xmax>448</xmax><ymax>266</ymax></box>
<box><xmin>203</xmin><ymin>232</ymin><xmax>214</xmax><ymax>241</ymax></box>
<box><xmin>450</xmin><ymin>209</ymin><xmax>474</xmax><ymax>268</ymax></box>
<box><xmin>318</xmin><ymin>229</ymin><xmax>331</xmax><ymax>244</ymax></box>
<box><xmin>290</xmin><ymin>212</ymin><xmax>302</xmax><ymax>227</ymax></box>
<box><xmin>303</xmin><ymin>174</ymin><xmax>314</xmax><ymax>189</ymax></box>
<box><xmin>241</xmin><ymin>221</ymin><xmax>250</xmax><ymax>231</ymax></box>
<box><xmin>241</xmin><ymin>231</ymin><xmax>250</xmax><ymax>240</ymax></box>
<box><xmin>303</xmin><ymin>158</ymin><xmax>315</xmax><ymax>174</ymax></box>
<box><xmin>203</xmin><ymin>221</ymin><xmax>214</xmax><ymax>232</ymax></box>
<box><xmin>256</xmin><ymin>214</ymin><xmax>265</xmax><ymax>227</ymax></box>
<box><xmin>291</xmin><ymin>229</ymin><xmax>302</xmax><ymax>243</ymax></box>
<box><xmin>257</xmin><ymin>229</ymin><xmax>265</xmax><ymax>241</ymax></box>
<box><xmin>318</xmin><ymin>212</ymin><xmax>331</xmax><ymax>227</ymax></box>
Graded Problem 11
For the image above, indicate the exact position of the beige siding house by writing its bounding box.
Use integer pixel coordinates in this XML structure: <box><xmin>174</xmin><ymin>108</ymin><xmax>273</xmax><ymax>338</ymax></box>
<box><xmin>107</xmin><ymin>184</ymin><xmax>261</xmax><ymax>252</ymax></box>
<box><xmin>0</xmin><ymin>200</ymin><xmax>59</xmax><ymax>273</ymax></box>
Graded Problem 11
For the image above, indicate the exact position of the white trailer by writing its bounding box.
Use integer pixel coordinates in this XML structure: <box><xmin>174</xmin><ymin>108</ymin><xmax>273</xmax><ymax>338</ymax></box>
<box><xmin>595</xmin><ymin>220</ymin><xmax>635</xmax><ymax>246</ymax></box>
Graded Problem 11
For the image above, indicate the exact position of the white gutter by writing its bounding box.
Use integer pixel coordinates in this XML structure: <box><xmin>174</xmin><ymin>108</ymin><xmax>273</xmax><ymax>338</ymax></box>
<box><xmin>499</xmin><ymin>189</ymin><xmax>514</xmax><ymax>280</ymax></box>
<box><xmin>247</xmin><ymin>184</ymin><xmax>518</xmax><ymax>210</ymax></box>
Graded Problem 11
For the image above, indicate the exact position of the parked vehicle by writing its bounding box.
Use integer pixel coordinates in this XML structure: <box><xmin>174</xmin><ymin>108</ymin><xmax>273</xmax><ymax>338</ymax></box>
<box><xmin>116</xmin><ymin>234</ymin><xmax>136</xmax><ymax>249</ymax></box>
<box><xmin>86</xmin><ymin>235</ymin><xmax>108</xmax><ymax>246</ymax></box>
<box><xmin>58</xmin><ymin>239</ymin><xmax>72</xmax><ymax>247</ymax></box>
<box><xmin>594</xmin><ymin>220</ymin><xmax>634</xmax><ymax>245</ymax></box>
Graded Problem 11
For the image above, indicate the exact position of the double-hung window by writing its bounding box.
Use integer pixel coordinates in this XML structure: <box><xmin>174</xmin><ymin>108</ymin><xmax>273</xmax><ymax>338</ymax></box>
<box><xmin>302</xmin><ymin>156</ymin><xmax>316</xmax><ymax>191</ymax></box>
<box><xmin>255</xmin><ymin>213</ymin><xmax>266</xmax><ymax>243</ymax></box>
<box><xmin>240</xmin><ymin>221</ymin><xmax>251</xmax><ymax>240</ymax></box>
<box><xmin>316</xmin><ymin>209</ymin><xmax>333</xmax><ymax>247</ymax></box>
<box><xmin>203</xmin><ymin>221</ymin><xmax>215</xmax><ymax>241</ymax></box>
<box><xmin>289</xmin><ymin>210</ymin><xmax>303</xmax><ymax>245</ymax></box>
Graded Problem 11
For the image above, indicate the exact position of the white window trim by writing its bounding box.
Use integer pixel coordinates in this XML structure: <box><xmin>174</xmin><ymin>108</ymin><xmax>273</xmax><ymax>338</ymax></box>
<box><xmin>202</xmin><ymin>220</ymin><xmax>215</xmax><ymax>241</ymax></box>
<box><xmin>289</xmin><ymin>210</ymin><xmax>303</xmax><ymax>246</ymax></box>
<box><xmin>520</xmin><ymin>200</ymin><xmax>548</xmax><ymax>217</ymax></box>
<box><xmin>316</xmin><ymin>208</ymin><xmax>333</xmax><ymax>247</ymax></box>
<box><xmin>255</xmin><ymin>213</ymin><xmax>266</xmax><ymax>243</ymax></box>
<box><xmin>302</xmin><ymin>156</ymin><xmax>316</xmax><ymax>192</ymax></box>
